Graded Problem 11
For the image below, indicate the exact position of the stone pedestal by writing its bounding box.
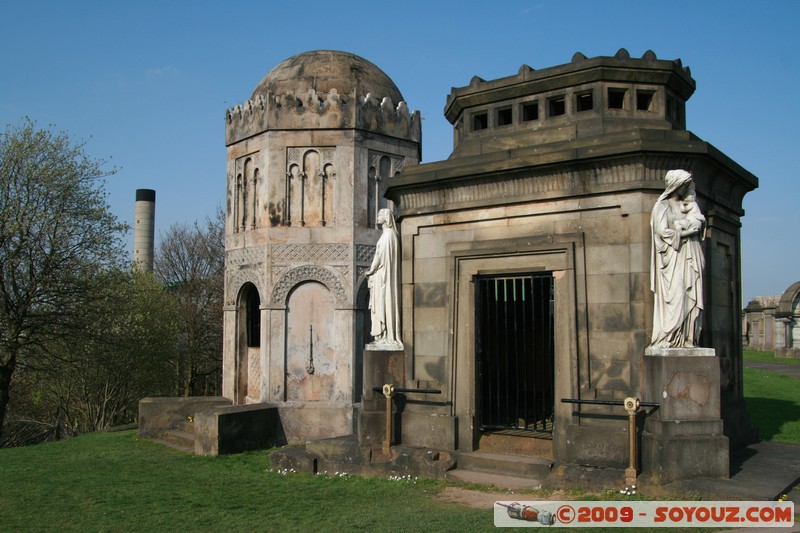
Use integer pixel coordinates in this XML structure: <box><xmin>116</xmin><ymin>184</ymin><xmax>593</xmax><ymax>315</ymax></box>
<box><xmin>641</xmin><ymin>347</ymin><xmax>729</xmax><ymax>483</ymax></box>
<box><xmin>357</xmin><ymin>348</ymin><xmax>404</xmax><ymax>447</ymax></box>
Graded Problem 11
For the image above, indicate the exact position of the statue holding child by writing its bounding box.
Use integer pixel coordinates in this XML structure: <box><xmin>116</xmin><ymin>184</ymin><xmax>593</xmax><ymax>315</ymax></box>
<box><xmin>649</xmin><ymin>169</ymin><xmax>706</xmax><ymax>348</ymax></box>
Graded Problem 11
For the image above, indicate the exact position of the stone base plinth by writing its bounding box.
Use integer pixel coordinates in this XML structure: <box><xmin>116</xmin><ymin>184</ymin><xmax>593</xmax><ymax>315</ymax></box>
<box><xmin>642</xmin><ymin>349</ymin><xmax>729</xmax><ymax>483</ymax></box>
<box><xmin>363</xmin><ymin>349</ymin><xmax>404</xmax><ymax>401</ymax></box>
<box><xmin>356</xmin><ymin>405</ymin><xmax>392</xmax><ymax>448</ymax></box>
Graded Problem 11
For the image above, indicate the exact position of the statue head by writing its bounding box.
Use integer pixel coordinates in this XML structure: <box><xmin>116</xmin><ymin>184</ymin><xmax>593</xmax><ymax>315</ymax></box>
<box><xmin>377</xmin><ymin>208</ymin><xmax>396</xmax><ymax>229</ymax></box>
<box><xmin>664</xmin><ymin>169</ymin><xmax>693</xmax><ymax>197</ymax></box>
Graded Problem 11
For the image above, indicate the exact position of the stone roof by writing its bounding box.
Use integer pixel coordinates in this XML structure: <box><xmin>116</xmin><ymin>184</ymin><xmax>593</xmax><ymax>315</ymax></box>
<box><xmin>251</xmin><ymin>50</ymin><xmax>403</xmax><ymax>103</ymax></box>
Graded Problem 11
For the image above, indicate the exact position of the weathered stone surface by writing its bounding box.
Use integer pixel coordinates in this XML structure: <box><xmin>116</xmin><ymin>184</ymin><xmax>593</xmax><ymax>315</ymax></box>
<box><xmin>641</xmin><ymin>353</ymin><xmax>728</xmax><ymax>482</ymax></box>
<box><xmin>642</xmin><ymin>434</ymin><xmax>729</xmax><ymax>483</ymax></box>
<box><xmin>385</xmin><ymin>51</ymin><xmax>756</xmax><ymax>471</ymax></box>
<box><xmin>276</xmin><ymin>403</ymin><xmax>356</xmax><ymax>444</ymax></box>
<box><xmin>138</xmin><ymin>396</ymin><xmax>231</xmax><ymax>438</ymax></box>
<box><xmin>643</xmin><ymin>353</ymin><xmax>720</xmax><ymax>420</ymax></box>
<box><xmin>219</xmin><ymin>50</ymin><xmax>420</xmax><ymax>448</ymax></box>
<box><xmin>202</xmin><ymin>51</ymin><xmax>758</xmax><ymax>486</ymax></box>
<box><xmin>194</xmin><ymin>403</ymin><xmax>281</xmax><ymax>456</ymax></box>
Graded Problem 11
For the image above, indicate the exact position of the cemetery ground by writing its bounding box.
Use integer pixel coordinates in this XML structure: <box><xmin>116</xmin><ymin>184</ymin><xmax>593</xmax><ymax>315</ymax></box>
<box><xmin>0</xmin><ymin>350</ymin><xmax>798</xmax><ymax>532</ymax></box>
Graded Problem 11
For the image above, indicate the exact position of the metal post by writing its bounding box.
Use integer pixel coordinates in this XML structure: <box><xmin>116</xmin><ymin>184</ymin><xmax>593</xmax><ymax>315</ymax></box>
<box><xmin>382</xmin><ymin>384</ymin><xmax>394</xmax><ymax>455</ymax></box>
<box><xmin>623</xmin><ymin>396</ymin><xmax>640</xmax><ymax>486</ymax></box>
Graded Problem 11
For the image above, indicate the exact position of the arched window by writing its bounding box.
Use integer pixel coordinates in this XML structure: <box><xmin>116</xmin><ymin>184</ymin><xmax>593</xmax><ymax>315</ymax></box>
<box><xmin>244</xmin><ymin>284</ymin><xmax>261</xmax><ymax>348</ymax></box>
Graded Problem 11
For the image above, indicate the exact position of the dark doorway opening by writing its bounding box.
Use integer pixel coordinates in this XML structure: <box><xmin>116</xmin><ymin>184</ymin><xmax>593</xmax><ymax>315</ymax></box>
<box><xmin>476</xmin><ymin>273</ymin><xmax>554</xmax><ymax>434</ymax></box>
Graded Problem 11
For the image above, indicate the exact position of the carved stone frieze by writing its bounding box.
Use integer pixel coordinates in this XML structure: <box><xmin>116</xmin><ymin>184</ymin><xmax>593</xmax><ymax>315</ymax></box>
<box><xmin>225</xmin><ymin>268</ymin><xmax>265</xmax><ymax>306</ymax></box>
<box><xmin>392</xmin><ymin>157</ymin><xmax>404</xmax><ymax>175</ymax></box>
<box><xmin>287</xmin><ymin>147</ymin><xmax>336</xmax><ymax>170</ymax></box>
<box><xmin>234</xmin><ymin>152</ymin><xmax>260</xmax><ymax>174</ymax></box>
<box><xmin>331</xmin><ymin>265</ymin><xmax>351</xmax><ymax>278</ymax></box>
<box><xmin>287</xmin><ymin>148</ymin><xmax>302</xmax><ymax>167</ymax></box>
<box><xmin>356</xmin><ymin>244</ymin><xmax>376</xmax><ymax>263</ymax></box>
<box><xmin>226</xmin><ymin>246</ymin><xmax>266</xmax><ymax>268</ymax></box>
<box><xmin>272</xmin><ymin>265</ymin><xmax>348</xmax><ymax>304</ymax></box>
<box><xmin>271</xmin><ymin>243</ymin><xmax>350</xmax><ymax>263</ymax></box>
<box><xmin>369</xmin><ymin>150</ymin><xmax>404</xmax><ymax>176</ymax></box>
<box><xmin>321</xmin><ymin>148</ymin><xmax>336</xmax><ymax>165</ymax></box>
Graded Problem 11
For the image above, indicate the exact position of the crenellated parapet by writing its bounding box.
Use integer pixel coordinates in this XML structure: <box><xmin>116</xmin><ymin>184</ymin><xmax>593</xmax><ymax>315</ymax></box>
<box><xmin>225</xmin><ymin>88</ymin><xmax>421</xmax><ymax>146</ymax></box>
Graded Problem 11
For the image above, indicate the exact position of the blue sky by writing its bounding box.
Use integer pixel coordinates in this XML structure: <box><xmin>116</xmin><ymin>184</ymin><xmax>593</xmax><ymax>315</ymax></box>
<box><xmin>1</xmin><ymin>0</ymin><xmax>798</xmax><ymax>304</ymax></box>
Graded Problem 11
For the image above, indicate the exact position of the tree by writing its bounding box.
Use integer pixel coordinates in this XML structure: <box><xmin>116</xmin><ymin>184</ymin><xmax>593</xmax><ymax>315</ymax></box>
<box><xmin>2</xmin><ymin>269</ymin><xmax>180</xmax><ymax>444</ymax></box>
<box><xmin>0</xmin><ymin>119</ymin><xmax>127</xmax><ymax>437</ymax></box>
<box><xmin>44</xmin><ymin>269</ymin><xmax>179</xmax><ymax>433</ymax></box>
<box><xmin>154</xmin><ymin>209</ymin><xmax>224</xmax><ymax>396</ymax></box>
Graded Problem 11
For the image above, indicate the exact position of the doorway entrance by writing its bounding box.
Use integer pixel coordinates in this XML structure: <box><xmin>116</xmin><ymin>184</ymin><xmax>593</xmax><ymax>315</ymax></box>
<box><xmin>475</xmin><ymin>273</ymin><xmax>554</xmax><ymax>434</ymax></box>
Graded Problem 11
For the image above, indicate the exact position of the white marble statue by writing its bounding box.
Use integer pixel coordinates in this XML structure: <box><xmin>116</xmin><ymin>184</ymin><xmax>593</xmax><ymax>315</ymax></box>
<box><xmin>650</xmin><ymin>169</ymin><xmax>706</xmax><ymax>348</ymax></box>
<box><xmin>365</xmin><ymin>208</ymin><xmax>403</xmax><ymax>349</ymax></box>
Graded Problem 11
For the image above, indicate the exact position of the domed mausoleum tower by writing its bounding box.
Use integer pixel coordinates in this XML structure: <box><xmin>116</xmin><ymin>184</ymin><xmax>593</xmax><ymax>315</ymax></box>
<box><xmin>222</xmin><ymin>51</ymin><xmax>420</xmax><ymax>441</ymax></box>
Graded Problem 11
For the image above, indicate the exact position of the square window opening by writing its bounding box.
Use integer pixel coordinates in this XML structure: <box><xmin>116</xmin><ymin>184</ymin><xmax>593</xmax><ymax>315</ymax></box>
<box><xmin>496</xmin><ymin>107</ymin><xmax>513</xmax><ymax>127</ymax></box>
<box><xmin>576</xmin><ymin>92</ymin><xmax>593</xmax><ymax>112</ymax></box>
<box><xmin>637</xmin><ymin>90</ymin><xmax>655</xmax><ymax>111</ymax></box>
<box><xmin>548</xmin><ymin>96</ymin><xmax>565</xmax><ymax>117</ymax></box>
<box><xmin>608</xmin><ymin>88</ymin><xmax>626</xmax><ymax>109</ymax></box>
<box><xmin>473</xmin><ymin>112</ymin><xmax>488</xmax><ymax>131</ymax></box>
<box><xmin>522</xmin><ymin>101</ymin><xmax>539</xmax><ymax>121</ymax></box>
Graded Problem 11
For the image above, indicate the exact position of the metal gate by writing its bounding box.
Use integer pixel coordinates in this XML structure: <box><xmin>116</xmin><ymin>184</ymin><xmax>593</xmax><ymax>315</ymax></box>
<box><xmin>476</xmin><ymin>273</ymin><xmax>554</xmax><ymax>433</ymax></box>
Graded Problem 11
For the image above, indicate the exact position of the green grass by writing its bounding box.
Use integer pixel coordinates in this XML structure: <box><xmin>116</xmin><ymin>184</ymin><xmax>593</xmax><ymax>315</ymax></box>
<box><xmin>0</xmin><ymin>430</ymin><xmax>496</xmax><ymax>533</ymax></box>
<box><xmin>2</xmin><ymin>351</ymin><xmax>797</xmax><ymax>532</ymax></box>
<box><xmin>0</xmin><ymin>431</ymin><xmax>718</xmax><ymax>533</ymax></box>
<box><xmin>744</xmin><ymin>349</ymin><xmax>800</xmax><ymax>365</ymax></box>
<box><xmin>742</xmin><ymin>349</ymin><xmax>800</xmax><ymax>442</ymax></box>
<box><xmin>744</xmin><ymin>367</ymin><xmax>800</xmax><ymax>442</ymax></box>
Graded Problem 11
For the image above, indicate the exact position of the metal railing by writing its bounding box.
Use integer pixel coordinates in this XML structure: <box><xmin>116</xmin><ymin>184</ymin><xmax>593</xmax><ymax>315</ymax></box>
<box><xmin>373</xmin><ymin>385</ymin><xmax>441</xmax><ymax>454</ymax></box>
<box><xmin>561</xmin><ymin>397</ymin><xmax>659</xmax><ymax>484</ymax></box>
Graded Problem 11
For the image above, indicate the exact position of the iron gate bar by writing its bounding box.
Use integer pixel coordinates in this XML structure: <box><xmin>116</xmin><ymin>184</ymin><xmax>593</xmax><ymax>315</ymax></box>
<box><xmin>476</xmin><ymin>274</ymin><xmax>554</xmax><ymax>433</ymax></box>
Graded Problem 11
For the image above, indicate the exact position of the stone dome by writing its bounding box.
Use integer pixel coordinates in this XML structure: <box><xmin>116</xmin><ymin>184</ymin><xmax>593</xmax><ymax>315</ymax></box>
<box><xmin>252</xmin><ymin>50</ymin><xmax>404</xmax><ymax>103</ymax></box>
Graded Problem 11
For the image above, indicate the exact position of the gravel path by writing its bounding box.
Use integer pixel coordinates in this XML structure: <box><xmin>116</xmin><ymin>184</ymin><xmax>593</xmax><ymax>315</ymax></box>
<box><xmin>744</xmin><ymin>359</ymin><xmax>800</xmax><ymax>378</ymax></box>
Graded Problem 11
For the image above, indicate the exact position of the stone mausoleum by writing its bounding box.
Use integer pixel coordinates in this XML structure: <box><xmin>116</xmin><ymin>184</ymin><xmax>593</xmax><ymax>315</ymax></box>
<box><xmin>743</xmin><ymin>282</ymin><xmax>800</xmax><ymax>357</ymax></box>
<box><xmin>140</xmin><ymin>49</ymin><xmax>758</xmax><ymax>482</ymax></box>
<box><xmin>220</xmin><ymin>50</ymin><xmax>420</xmax><ymax>441</ymax></box>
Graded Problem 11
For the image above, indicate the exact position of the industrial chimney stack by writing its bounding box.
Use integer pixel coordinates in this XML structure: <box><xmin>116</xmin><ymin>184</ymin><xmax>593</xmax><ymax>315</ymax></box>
<box><xmin>134</xmin><ymin>189</ymin><xmax>156</xmax><ymax>271</ymax></box>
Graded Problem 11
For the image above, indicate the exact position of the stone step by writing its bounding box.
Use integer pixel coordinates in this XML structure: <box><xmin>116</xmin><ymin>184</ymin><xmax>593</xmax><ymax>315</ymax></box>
<box><xmin>176</xmin><ymin>420</ymin><xmax>195</xmax><ymax>434</ymax></box>
<box><xmin>478</xmin><ymin>432</ymin><xmax>553</xmax><ymax>459</ymax></box>
<box><xmin>445</xmin><ymin>468</ymin><xmax>545</xmax><ymax>490</ymax></box>
<box><xmin>456</xmin><ymin>450</ymin><xmax>554</xmax><ymax>479</ymax></box>
<box><xmin>162</xmin><ymin>429</ymin><xmax>195</xmax><ymax>451</ymax></box>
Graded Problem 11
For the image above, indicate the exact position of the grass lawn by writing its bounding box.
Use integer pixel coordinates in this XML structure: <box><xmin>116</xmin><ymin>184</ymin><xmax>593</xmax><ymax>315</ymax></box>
<box><xmin>742</xmin><ymin>349</ymin><xmax>800</xmax><ymax>442</ymax></box>
<box><xmin>0</xmin><ymin>430</ymin><xmax>500</xmax><ymax>533</ymax></box>
<box><xmin>1</xmin><ymin>351</ymin><xmax>796</xmax><ymax>532</ymax></box>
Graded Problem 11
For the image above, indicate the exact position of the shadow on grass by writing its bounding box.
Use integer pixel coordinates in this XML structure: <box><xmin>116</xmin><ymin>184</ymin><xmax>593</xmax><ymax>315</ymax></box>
<box><xmin>744</xmin><ymin>397</ymin><xmax>800</xmax><ymax>441</ymax></box>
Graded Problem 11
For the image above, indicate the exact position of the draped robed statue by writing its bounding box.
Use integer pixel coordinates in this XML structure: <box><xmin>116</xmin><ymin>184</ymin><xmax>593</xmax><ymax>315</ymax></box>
<box><xmin>650</xmin><ymin>169</ymin><xmax>706</xmax><ymax>348</ymax></box>
<box><xmin>365</xmin><ymin>208</ymin><xmax>403</xmax><ymax>349</ymax></box>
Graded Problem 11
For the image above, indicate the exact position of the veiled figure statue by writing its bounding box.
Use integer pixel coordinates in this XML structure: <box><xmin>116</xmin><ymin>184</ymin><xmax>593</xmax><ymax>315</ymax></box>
<box><xmin>650</xmin><ymin>169</ymin><xmax>706</xmax><ymax>348</ymax></box>
<box><xmin>366</xmin><ymin>208</ymin><xmax>403</xmax><ymax>349</ymax></box>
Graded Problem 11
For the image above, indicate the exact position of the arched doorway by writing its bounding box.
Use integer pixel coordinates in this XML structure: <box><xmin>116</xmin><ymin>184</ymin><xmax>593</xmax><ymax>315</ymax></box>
<box><xmin>285</xmin><ymin>281</ymin><xmax>335</xmax><ymax>401</ymax></box>
<box><xmin>237</xmin><ymin>283</ymin><xmax>261</xmax><ymax>404</ymax></box>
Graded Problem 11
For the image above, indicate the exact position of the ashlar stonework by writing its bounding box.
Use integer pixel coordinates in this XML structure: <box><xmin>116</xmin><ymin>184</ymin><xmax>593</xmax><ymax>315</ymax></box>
<box><xmin>142</xmin><ymin>49</ymin><xmax>758</xmax><ymax>484</ymax></box>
